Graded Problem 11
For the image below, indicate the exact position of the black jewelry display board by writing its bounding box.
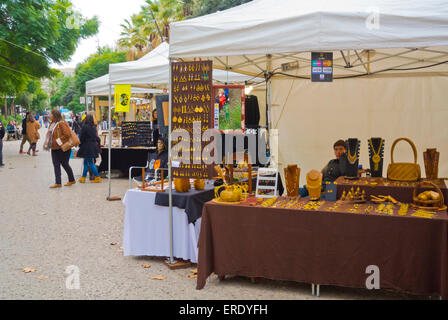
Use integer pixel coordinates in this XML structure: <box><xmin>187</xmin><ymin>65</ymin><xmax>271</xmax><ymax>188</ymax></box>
<box><xmin>346</xmin><ymin>138</ymin><xmax>360</xmax><ymax>178</ymax></box>
<box><xmin>121</xmin><ymin>121</ymin><xmax>153</xmax><ymax>147</ymax></box>
<box><xmin>368</xmin><ymin>137</ymin><xmax>385</xmax><ymax>177</ymax></box>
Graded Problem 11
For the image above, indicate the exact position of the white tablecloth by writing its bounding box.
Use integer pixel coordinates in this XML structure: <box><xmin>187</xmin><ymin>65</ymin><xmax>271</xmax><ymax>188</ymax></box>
<box><xmin>123</xmin><ymin>189</ymin><xmax>201</xmax><ymax>263</ymax></box>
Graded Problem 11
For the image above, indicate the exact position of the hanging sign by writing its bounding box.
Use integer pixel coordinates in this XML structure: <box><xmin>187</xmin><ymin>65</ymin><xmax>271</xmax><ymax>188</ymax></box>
<box><xmin>80</xmin><ymin>96</ymin><xmax>86</xmax><ymax>104</ymax></box>
<box><xmin>114</xmin><ymin>84</ymin><xmax>131</xmax><ymax>112</ymax></box>
<box><xmin>311</xmin><ymin>52</ymin><xmax>333</xmax><ymax>82</ymax></box>
<box><xmin>171</xmin><ymin>61</ymin><xmax>213</xmax><ymax>179</ymax></box>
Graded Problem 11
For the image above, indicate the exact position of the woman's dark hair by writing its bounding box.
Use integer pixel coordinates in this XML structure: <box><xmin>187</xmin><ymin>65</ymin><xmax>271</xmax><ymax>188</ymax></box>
<box><xmin>84</xmin><ymin>113</ymin><xmax>95</xmax><ymax>126</ymax></box>
<box><xmin>27</xmin><ymin>113</ymin><xmax>35</xmax><ymax>122</ymax></box>
<box><xmin>152</xmin><ymin>109</ymin><xmax>157</xmax><ymax>120</ymax></box>
<box><xmin>333</xmin><ymin>139</ymin><xmax>346</xmax><ymax>149</ymax></box>
<box><xmin>50</xmin><ymin>109</ymin><xmax>63</xmax><ymax>122</ymax></box>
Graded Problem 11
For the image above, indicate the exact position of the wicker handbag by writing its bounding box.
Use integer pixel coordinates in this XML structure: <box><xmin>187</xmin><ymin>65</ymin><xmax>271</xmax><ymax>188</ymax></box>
<box><xmin>387</xmin><ymin>138</ymin><xmax>421</xmax><ymax>182</ymax></box>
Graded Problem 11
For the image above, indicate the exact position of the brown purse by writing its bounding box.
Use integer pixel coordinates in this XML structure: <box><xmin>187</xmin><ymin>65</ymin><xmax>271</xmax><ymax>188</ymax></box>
<box><xmin>59</xmin><ymin>123</ymin><xmax>80</xmax><ymax>152</ymax></box>
<box><xmin>387</xmin><ymin>138</ymin><xmax>421</xmax><ymax>182</ymax></box>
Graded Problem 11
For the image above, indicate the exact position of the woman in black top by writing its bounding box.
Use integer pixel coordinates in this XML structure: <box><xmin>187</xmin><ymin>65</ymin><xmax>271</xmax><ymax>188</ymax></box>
<box><xmin>77</xmin><ymin>114</ymin><xmax>101</xmax><ymax>183</ymax></box>
<box><xmin>0</xmin><ymin>121</ymin><xmax>5</xmax><ymax>166</ymax></box>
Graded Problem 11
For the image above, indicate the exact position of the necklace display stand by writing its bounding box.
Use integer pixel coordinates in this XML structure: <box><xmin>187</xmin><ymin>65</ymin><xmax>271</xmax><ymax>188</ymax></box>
<box><xmin>368</xmin><ymin>137</ymin><xmax>385</xmax><ymax>177</ymax></box>
<box><xmin>423</xmin><ymin>148</ymin><xmax>439</xmax><ymax>180</ymax></box>
<box><xmin>284</xmin><ymin>165</ymin><xmax>300</xmax><ymax>198</ymax></box>
<box><xmin>346</xmin><ymin>138</ymin><xmax>360</xmax><ymax>179</ymax></box>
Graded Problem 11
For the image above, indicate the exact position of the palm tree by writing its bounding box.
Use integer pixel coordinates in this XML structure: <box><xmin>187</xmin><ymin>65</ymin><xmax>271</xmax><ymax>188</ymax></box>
<box><xmin>146</xmin><ymin>0</ymin><xmax>184</xmax><ymax>41</ymax></box>
<box><xmin>118</xmin><ymin>0</ymin><xmax>184</xmax><ymax>60</ymax></box>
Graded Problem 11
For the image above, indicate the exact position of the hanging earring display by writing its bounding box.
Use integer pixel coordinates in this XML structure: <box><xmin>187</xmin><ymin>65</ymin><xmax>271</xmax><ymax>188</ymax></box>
<box><xmin>346</xmin><ymin>138</ymin><xmax>360</xmax><ymax>178</ymax></box>
<box><xmin>171</xmin><ymin>60</ymin><xmax>214</xmax><ymax>179</ymax></box>
<box><xmin>368</xmin><ymin>137</ymin><xmax>385</xmax><ymax>177</ymax></box>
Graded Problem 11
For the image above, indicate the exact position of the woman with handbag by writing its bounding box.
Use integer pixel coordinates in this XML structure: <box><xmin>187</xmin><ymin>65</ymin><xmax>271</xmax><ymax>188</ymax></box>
<box><xmin>77</xmin><ymin>113</ymin><xmax>101</xmax><ymax>183</ymax></box>
<box><xmin>25</xmin><ymin>113</ymin><xmax>41</xmax><ymax>156</ymax></box>
<box><xmin>44</xmin><ymin>109</ymin><xmax>76</xmax><ymax>188</ymax></box>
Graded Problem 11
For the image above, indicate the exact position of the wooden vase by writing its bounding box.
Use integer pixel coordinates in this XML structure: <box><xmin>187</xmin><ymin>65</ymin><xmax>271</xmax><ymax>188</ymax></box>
<box><xmin>423</xmin><ymin>148</ymin><xmax>439</xmax><ymax>180</ymax></box>
<box><xmin>174</xmin><ymin>178</ymin><xmax>190</xmax><ymax>193</ymax></box>
<box><xmin>194</xmin><ymin>179</ymin><xmax>205</xmax><ymax>191</ymax></box>
<box><xmin>284</xmin><ymin>165</ymin><xmax>300</xmax><ymax>197</ymax></box>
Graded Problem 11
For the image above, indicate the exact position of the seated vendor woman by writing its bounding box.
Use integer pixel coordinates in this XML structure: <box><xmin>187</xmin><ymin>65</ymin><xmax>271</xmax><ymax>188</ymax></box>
<box><xmin>299</xmin><ymin>139</ymin><xmax>348</xmax><ymax>197</ymax></box>
<box><xmin>150</xmin><ymin>137</ymin><xmax>168</xmax><ymax>179</ymax></box>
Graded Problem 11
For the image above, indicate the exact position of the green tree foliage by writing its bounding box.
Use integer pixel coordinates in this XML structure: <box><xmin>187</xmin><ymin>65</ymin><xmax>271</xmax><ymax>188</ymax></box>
<box><xmin>0</xmin><ymin>0</ymin><xmax>99</xmax><ymax>95</ymax></box>
<box><xmin>49</xmin><ymin>47</ymin><xmax>126</xmax><ymax>114</ymax></box>
<box><xmin>16</xmin><ymin>80</ymin><xmax>48</xmax><ymax>112</ymax></box>
<box><xmin>74</xmin><ymin>47</ymin><xmax>127</xmax><ymax>94</ymax></box>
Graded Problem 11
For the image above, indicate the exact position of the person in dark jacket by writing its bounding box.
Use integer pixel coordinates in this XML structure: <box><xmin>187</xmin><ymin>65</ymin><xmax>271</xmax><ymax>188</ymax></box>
<box><xmin>19</xmin><ymin>112</ymin><xmax>30</xmax><ymax>154</ymax></box>
<box><xmin>72</xmin><ymin>115</ymin><xmax>82</xmax><ymax>137</ymax></box>
<box><xmin>0</xmin><ymin>121</ymin><xmax>5</xmax><ymax>166</ymax></box>
<box><xmin>150</xmin><ymin>137</ymin><xmax>168</xmax><ymax>180</ymax></box>
<box><xmin>77</xmin><ymin>113</ymin><xmax>101</xmax><ymax>183</ymax></box>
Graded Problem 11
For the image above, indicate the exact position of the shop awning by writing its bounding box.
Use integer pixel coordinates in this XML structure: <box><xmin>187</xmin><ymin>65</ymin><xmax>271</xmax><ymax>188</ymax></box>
<box><xmin>86</xmin><ymin>74</ymin><xmax>163</xmax><ymax>96</ymax></box>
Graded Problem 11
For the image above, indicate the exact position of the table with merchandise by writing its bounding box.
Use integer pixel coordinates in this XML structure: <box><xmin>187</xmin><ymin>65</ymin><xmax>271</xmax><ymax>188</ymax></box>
<box><xmin>197</xmin><ymin>180</ymin><xmax>448</xmax><ymax>299</ymax></box>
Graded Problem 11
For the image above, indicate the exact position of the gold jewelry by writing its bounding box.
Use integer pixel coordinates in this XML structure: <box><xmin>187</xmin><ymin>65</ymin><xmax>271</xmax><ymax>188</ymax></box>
<box><xmin>365</xmin><ymin>205</ymin><xmax>374</xmax><ymax>213</ymax></box>
<box><xmin>398</xmin><ymin>203</ymin><xmax>409</xmax><ymax>216</ymax></box>
<box><xmin>347</xmin><ymin>141</ymin><xmax>359</xmax><ymax>165</ymax></box>
<box><xmin>303</xmin><ymin>200</ymin><xmax>325</xmax><ymax>211</ymax></box>
<box><xmin>369</xmin><ymin>138</ymin><xmax>383</xmax><ymax>171</ymax></box>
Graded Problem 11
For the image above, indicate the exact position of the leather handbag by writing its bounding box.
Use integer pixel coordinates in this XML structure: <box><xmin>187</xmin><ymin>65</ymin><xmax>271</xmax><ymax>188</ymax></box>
<box><xmin>61</xmin><ymin>127</ymin><xmax>81</xmax><ymax>152</ymax></box>
<box><xmin>387</xmin><ymin>138</ymin><xmax>421</xmax><ymax>182</ymax></box>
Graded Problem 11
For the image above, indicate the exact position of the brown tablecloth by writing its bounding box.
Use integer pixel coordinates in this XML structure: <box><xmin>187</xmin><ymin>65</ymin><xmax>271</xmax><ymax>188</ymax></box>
<box><xmin>336</xmin><ymin>177</ymin><xmax>448</xmax><ymax>206</ymax></box>
<box><xmin>197</xmin><ymin>199</ymin><xmax>448</xmax><ymax>298</ymax></box>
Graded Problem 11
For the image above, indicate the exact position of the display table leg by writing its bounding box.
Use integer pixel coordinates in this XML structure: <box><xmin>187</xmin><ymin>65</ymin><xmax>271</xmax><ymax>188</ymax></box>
<box><xmin>311</xmin><ymin>284</ymin><xmax>315</xmax><ymax>296</ymax></box>
<box><xmin>317</xmin><ymin>284</ymin><xmax>320</xmax><ymax>297</ymax></box>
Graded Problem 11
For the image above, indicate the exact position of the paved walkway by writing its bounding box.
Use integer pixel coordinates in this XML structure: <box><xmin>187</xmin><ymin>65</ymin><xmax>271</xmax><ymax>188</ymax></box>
<box><xmin>0</xmin><ymin>130</ymin><xmax>426</xmax><ymax>299</ymax></box>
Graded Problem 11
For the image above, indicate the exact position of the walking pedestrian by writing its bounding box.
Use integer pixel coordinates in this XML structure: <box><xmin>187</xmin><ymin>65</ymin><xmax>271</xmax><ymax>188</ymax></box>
<box><xmin>72</xmin><ymin>115</ymin><xmax>82</xmax><ymax>138</ymax></box>
<box><xmin>77</xmin><ymin>113</ymin><xmax>101</xmax><ymax>183</ymax></box>
<box><xmin>44</xmin><ymin>114</ymin><xmax>49</xmax><ymax>128</ymax></box>
<box><xmin>0</xmin><ymin>121</ymin><xmax>5</xmax><ymax>166</ymax></box>
<box><xmin>25</xmin><ymin>114</ymin><xmax>41</xmax><ymax>156</ymax></box>
<box><xmin>44</xmin><ymin>109</ymin><xmax>76</xmax><ymax>189</ymax></box>
<box><xmin>19</xmin><ymin>112</ymin><xmax>30</xmax><ymax>154</ymax></box>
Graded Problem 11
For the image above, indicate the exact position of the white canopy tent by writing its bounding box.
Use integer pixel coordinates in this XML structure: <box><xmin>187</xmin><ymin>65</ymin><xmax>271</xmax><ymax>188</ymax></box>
<box><xmin>109</xmin><ymin>42</ymin><xmax>264</xmax><ymax>86</ymax></box>
<box><xmin>169</xmin><ymin>0</ymin><xmax>448</xmax><ymax>182</ymax></box>
<box><xmin>86</xmin><ymin>74</ymin><xmax>163</xmax><ymax>96</ymax></box>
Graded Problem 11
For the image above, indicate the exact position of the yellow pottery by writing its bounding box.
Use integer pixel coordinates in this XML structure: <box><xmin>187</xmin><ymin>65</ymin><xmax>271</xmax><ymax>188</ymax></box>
<box><xmin>174</xmin><ymin>178</ymin><xmax>190</xmax><ymax>193</ymax></box>
<box><xmin>215</xmin><ymin>185</ymin><xmax>242</xmax><ymax>203</ymax></box>
<box><xmin>194</xmin><ymin>179</ymin><xmax>205</xmax><ymax>191</ymax></box>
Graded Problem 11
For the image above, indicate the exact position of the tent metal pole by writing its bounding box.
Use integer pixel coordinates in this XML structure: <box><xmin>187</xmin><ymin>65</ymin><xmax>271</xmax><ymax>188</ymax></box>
<box><xmin>168</xmin><ymin>58</ymin><xmax>176</xmax><ymax>265</ymax></box>
<box><xmin>85</xmin><ymin>95</ymin><xmax>88</xmax><ymax>113</ymax></box>
<box><xmin>266</xmin><ymin>54</ymin><xmax>273</xmax><ymax>155</ymax></box>
<box><xmin>108</xmin><ymin>85</ymin><xmax>112</xmax><ymax>199</ymax></box>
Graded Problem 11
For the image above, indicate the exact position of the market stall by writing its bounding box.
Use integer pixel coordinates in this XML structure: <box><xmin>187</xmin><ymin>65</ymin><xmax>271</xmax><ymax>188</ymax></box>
<box><xmin>86</xmin><ymin>75</ymin><xmax>161</xmax><ymax>178</ymax></box>
<box><xmin>108</xmin><ymin>42</ymin><xmax>266</xmax><ymax>264</ymax></box>
<box><xmin>168</xmin><ymin>0</ymin><xmax>448</xmax><ymax>297</ymax></box>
